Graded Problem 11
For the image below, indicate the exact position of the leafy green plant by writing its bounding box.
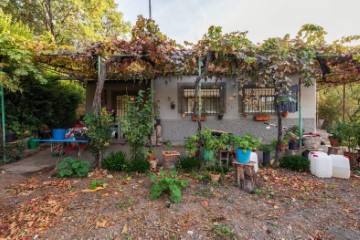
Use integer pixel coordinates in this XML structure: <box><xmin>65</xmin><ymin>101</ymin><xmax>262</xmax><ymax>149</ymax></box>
<box><xmin>120</xmin><ymin>89</ymin><xmax>154</xmax><ymax>161</ymax></box>
<box><xmin>150</xmin><ymin>170</ymin><xmax>189</xmax><ymax>203</ymax></box>
<box><xmin>233</xmin><ymin>134</ymin><xmax>261</xmax><ymax>152</ymax></box>
<box><xmin>336</xmin><ymin>121</ymin><xmax>360</xmax><ymax>153</ymax></box>
<box><xmin>206</xmin><ymin>164</ymin><xmax>230</xmax><ymax>174</ymax></box>
<box><xmin>212</xmin><ymin>224</ymin><xmax>233</xmax><ymax>238</ymax></box>
<box><xmin>83</xmin><ymin>109</ymin><xmax>113</xmax><ymax>168</ymax></box>
<box><xmin>89</xmin><ymin>179</ymin><xmax>107</xmax><ymax>189</ymax></box>
<box><xmin>102</xmin><ymin>151</ymin><xmax>128</xmax><ymax>171</ymax></box>
<box><xmin>128</xmin><ymin>158</ymin><xmax>151</xmax><ymax>173</ymax></box>
<box><xmin>177</xmin><ymin>156</ymin><xmax>201</xmax><ymax>173</ymax></box>
<box><xmin>164</xmin><ymin>140</ymin><xmax>172</xmax><ymax>152</ymax></box>
<box><xmin>56</xmin><ymin>157</ymin><xmax>90</xmax><ymax>178</ymax></box>
<box><xmin>280</xmin><ymin>155</ymin><xmax>310</xmax><ymax>172</ymax></box>
<box><xmin>259</xmin><ymin>143</ymin><xmax>275</xmax><ymax>153</ymax></box>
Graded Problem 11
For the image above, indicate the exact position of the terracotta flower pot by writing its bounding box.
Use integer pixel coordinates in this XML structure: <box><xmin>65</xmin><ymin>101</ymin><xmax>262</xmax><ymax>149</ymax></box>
<box><xmin>191</xmin><ymin>115</ymin><xmax>206</xmax><ymax>121</ymax></box>
<box><xmin>328</xmin><ymin>136</ymin><xmax>339</xmax><ymax>147</ymax></box>
<box><xmin>209</xmin><ymin>172</ymin><xmax>221</xmax><ymax>183</ymax></box>
<box><xmin>254</xmin><ymin>115</ymin><xmax>271</xmax><ymax>121</ymax></box>
<box><xmin>281</xmin><ymin>112</ymin><xmax>288</xmax><ymax>118</ymax></box>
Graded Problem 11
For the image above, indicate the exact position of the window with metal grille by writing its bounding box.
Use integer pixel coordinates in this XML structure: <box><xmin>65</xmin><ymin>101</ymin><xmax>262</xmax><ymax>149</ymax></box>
<box><xmin>178</xmin><ymin>82</ymin><xmax>226</xmax><ymax>115</ymax></box>
<box><xmin>240</xmin><ymin>87</ymin><xmax>276</xmax><ymax>114</ymax></box>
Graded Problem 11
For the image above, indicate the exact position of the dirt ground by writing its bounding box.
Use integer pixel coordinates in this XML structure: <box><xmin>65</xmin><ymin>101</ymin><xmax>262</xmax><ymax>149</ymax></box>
<box><xmin>0</xmin><ymin>166</ymin><xmax>359</xmax><ymax>240</ymax></box>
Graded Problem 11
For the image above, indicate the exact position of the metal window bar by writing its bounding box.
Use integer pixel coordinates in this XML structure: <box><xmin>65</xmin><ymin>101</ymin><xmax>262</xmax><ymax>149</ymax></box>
<box><xmin>243</xmin><ymin>87</ymin><xmax>275</xmax><ymax>114</ymax></box>
<box><xmin>184</xmin><ymin>88</ymin><xmax>221</xmax><ymax>114</ymax></box>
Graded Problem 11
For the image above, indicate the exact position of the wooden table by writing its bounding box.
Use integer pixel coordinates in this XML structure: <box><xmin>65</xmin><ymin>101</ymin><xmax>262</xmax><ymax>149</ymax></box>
<box><xmin>233</xmin><ymin>161</ymin><xmax>256</xmax><ymax>192</ymax></box>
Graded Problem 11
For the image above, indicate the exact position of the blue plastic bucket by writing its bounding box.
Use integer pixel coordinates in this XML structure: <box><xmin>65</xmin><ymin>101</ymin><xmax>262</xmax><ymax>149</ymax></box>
<box><xmin>52</xmin><ymin>129</ymin><xmax>66</xmax><ymax>140</ymax></box>
<box><xmin>236</xmin><ymin>148</ymin><xmax>251</xmax><ymax>163</ymax></box>
<box><xmin>202</xmin><ymin>149</ymin><xmax>214</xmax><ymax>161</ymax></box>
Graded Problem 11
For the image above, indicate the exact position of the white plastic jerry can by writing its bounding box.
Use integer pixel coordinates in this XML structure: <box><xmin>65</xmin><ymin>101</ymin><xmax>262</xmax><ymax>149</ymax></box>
<box><xmin>250</xmin><ymin>152</ymin><xmax>258</xmax><ymax>173</ymax></box>
<box><xmin>329</xmin><ymin>154</ymin><xmax>350</xmax><ymax>179</ymax></box>
<box><xmin>308</xmin><ymin>151</ymin><xmax>332</xmax><ymax>178</ymax></box>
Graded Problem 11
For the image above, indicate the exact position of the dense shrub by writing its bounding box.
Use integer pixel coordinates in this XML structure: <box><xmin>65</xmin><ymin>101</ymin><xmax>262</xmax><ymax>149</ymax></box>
<box><xmin>177</xmin><ymin>156</ymin><xmax>202</xmax><ymax>173</ymax></box>
<box><xmin>56</xmin><ymin>157</ymin><xmax>90</xmax><ymax>177</ymax></box>
<box><xmin>102</xmin><ymin>151</ymin><xmax>128</xmax><ymax>171</ymax></box>
<box><xmin>128</xmin><ymin>158</ymin><xmax>151</xmax><ymax>173</ymax></box>
<box><xmin>280</xmin><ymin>155</ymin><xmax>309</xmax><ymax>172</ymax></box>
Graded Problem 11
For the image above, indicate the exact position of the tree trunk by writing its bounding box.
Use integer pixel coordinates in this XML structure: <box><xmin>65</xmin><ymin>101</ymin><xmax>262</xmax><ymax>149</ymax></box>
<box><xmin>274</xmin><ymin>99</ymin><xmax>283</xmax><ymax>166</ymax></box>
<box><xmin>92</xmin><ymin>57</ymin><xmax>117</xmax><ymax>114</ymax></box>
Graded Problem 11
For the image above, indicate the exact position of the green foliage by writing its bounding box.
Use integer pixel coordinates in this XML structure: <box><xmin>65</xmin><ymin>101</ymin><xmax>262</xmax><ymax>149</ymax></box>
<box><xmin>206</xmin><ymin>164</ymin><xmax>230</xmax><ymax>174</ymax></box>
<box><xmin>233</xmin><ymin>134</ymin><xmax>261</xmax><ymax>152</ymax></box>
<box><xmin>336</xmin><ymin>121</ymin><xmax>360</xmax><ymax>153</ymax></box>
<box><xmin>164</xmin><ymin>141</ymin><xmax>172</xmax><ymax>152</ymax></box>
<box><xmin>4</xmin><ymin>75</ymin><xmax>84</xmax><ymax>133</ymax></box>
<box><xmin>212</xmin><ymin>224</ymin><xmax>233</xmax><ymax>238</ymax></box>
<box><xmin>83</xmin><ymin>110</ymin><xmax>113</xmax><ymax>167</ymax></box>
<box><xmin>177</xmin><ymin>156</ymin><xmax>202</xmax><ymax>173</ymax></box>
<box><xmin>89</xmin><ymin>179</ymin><xmax>107</xmax><ymax>189</ymax></box>
<box><xmin>56</xmin><ymin>157</ymin><xmax>90</xmax><ymax>178</ymax></box>
<box><xmin>1</xmin><ymin>141</ymin><xmax>25</xmax><ymax>164</ymax></box>
<box><xmin>280</xmin><ymin>156</ymin><xmax>310</xmax><ymax>172</ymax></box>
<box><xmin>259</xmin><ymin>144</ymin><xmax>275</xmax><ymax>153</ymax></box>
<box><xmin>102</xmin><ymin>151</ymin><xmax>128</xmax><ymax>171</ymax></box>
<box><xmin>120</xmin><ymin>89</ymin><xmax>154</xmax><ymax>161</ymax></box>
<box><xmin>128</xmin><ymin>158</ymin><xmax>151</xmax><ymax>173</ymax></box>
<box><xmin>150</xmin><ymin>170</ymin><xmax>189</xmax><ymax>203</ymax></box>
<box><xmin>0</xmin><ymin>10</ymin><xmax>46</xmax><ymax>91</ymax></box>
<box><xmin>0</xmin><ymin>0</ymin><xmax>130</xmax><ymax>45</ymax></box>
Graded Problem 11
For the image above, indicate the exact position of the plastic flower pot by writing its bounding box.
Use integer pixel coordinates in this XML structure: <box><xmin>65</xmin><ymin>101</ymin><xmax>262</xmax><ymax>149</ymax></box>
<box><xmin>28</xmin><ymin>139</ymin><xmax>39</xmax><ymax>149</ymax></box>
<box><xmin>202</xmin><ymin>149</ymin><xmax>214</xmax><ymax>161</ymax></box>
<box><xmin>52</xmin><ymin>129</ymin><xmax>66</xmax><ymax>140</ymax></box>
<box><xmin>236</xmin><ymin>148</ymin><xmax>251</xmax><ymax>163</ymax></box>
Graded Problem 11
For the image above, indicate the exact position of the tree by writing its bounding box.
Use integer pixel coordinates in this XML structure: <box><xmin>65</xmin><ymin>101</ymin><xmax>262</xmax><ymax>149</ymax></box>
<box><xmin>0</xmin><ymin>10</ymin><xmax>46</xmax><ymax>91</ymax></box>
<box><xmin>0</xmin><ymin>0</ymin><xmax>131</xmax><ymax>45</ymax></box>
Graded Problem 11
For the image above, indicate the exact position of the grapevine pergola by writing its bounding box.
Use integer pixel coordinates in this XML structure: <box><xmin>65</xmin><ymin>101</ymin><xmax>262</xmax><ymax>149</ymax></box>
<box><xmin>2</xmin><ymin>16</ymin><xmax>360</xmax><ymax>163</ymax></box>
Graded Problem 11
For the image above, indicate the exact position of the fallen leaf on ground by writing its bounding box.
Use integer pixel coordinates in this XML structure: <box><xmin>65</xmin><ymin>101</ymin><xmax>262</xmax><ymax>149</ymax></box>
<box><xmin>121</xmin><ymin>224</ymin><xmax>128</xmax><ymax>234</ymax></box>
<box><xmin>81</xmin><ymin>187</ymin><xmax>105</xmax><ymax>192</ymax></box>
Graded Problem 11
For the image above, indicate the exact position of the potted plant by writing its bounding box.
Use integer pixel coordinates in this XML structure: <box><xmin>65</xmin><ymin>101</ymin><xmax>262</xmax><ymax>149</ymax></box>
<box><xmin>207</xmin><ymin>164</ymin><xmax>222</xmax><ymax>183</ymax></box>
<box><xmin>162</xmin><ymin>141</ymin><xmax>180</xmax><ymax>169</ymax></box>
<box><xmin>233</xmin><ymin>134</ymin><xmax>261</xmax><ymax>163</ymax></box>
<box><xmin>259</xmin><ymin>143</ymin><xmax>275</xmax><ymax>166</ymax></box>
<box><xmin>281</xmin><ymin>111</ymin><xmax>288</xmax><ymax>118</ymax></box>
<box><xmin>337</xmin><ymin>122</ymin><xmax>360</xmax><ymax>168</ymax></box>
<box><xmin>168</xmin><ymin>97</ymin><xmax>176</xmax><ymax>110</ymax></box>
<box><xmin>200</xmin><ymin>129</ymin><xmax>218</xmax><ymax>161</ymax></box>
<box><xmin>147</xmin><ymin>147</ymin><xmax>157</xmax><ymax>170</ymax></box>
<box><xmin>191</xmin><ymin>109</ymin><xmax>207</xmax><ymax>121</ymax></box>
<box><xmin>253</xmin><ymin>111</ymin><xmax>271</xmax><ymax>121</ymax></box>
<box><xmin>217</xmin><ymin>106</ymin><xmax>225</xmax><ymax>120</ymax></box>
<box><xmin>184</xmin><ymin>134</ymin><xmax>199</xmax><ymax>157</ymax></box>
<box><xmin>327</xmin><ymin>124</ymin><xmax>342</xmax><ymax>147</ymax></box>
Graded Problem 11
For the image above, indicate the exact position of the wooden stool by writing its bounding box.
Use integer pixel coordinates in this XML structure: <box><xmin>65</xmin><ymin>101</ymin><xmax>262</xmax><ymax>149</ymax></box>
<box><xmin>218</xmin><ymin>150</ymin><xmax>231</xmax><ymax>166</ymax></box>
<box><xmin>233</xmin><ymin>161</ymin><xmax>256</xmax><ymax>192</ymax></box>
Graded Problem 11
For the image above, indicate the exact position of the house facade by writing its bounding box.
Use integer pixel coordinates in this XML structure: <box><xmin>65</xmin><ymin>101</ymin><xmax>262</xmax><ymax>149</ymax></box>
<box><xmin>85</xmin><ymin>76</ymin><xmax>316</xmax><ymax>144</ymax></box>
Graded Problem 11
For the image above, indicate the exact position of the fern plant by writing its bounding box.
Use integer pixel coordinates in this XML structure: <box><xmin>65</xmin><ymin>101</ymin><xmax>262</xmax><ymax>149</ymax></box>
<box><xmin>56</xmin><ymin>157</ymin><xmax>90</xmax><ymax>178</ymax></box>
<box><xmin>150</xmin><ymin>170</ymin><xmax>189</xmax><ymax>203</ymax></box>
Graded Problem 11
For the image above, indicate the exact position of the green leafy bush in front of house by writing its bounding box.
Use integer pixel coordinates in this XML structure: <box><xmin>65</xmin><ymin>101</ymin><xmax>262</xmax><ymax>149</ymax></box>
<box><xmin>150</xmin><ymin>170</ymin><xmax>189</xmax><ymax>203</ymax></box>
<box><xmin>120</xmin><ymin>89</ymin><xmax>154</xmax><ymax>161</ymax></box>
<box><xmin>83</xmin><ymin>110</ymin><xmax>113</xmax><ymax>168</ymax></box>
<box><xmin>128</xmin><ymin>158</ymin><xmax>151</xmax><ymax>173</ymax></box>
<box><xmin>102</xmin><ymin>151</ymin><xmax>128</xmax><ymax>171</ymax></box>
<box><xmin>56</xmin><ymin>157</ymin><xmax>90</xmax><ymax>178</ymax></box>
<box><xmin>177</xmin><ymin>156</ymin><xmax>202</xmax><ymax>173</ymax></box>
<box><xmin>280</xmin><ymin>155</ymin><xmax>309</xmax><ymax>172</ymax></box>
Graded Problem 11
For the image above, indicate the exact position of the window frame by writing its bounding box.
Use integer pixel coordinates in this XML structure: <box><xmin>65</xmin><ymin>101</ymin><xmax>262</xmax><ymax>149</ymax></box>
<box><xmin>177</xmin><ymin>82</ymin><xmax>226</xmax><ymax>115</ymax></box>
<box><xmin>239</xmin><ymin>85</ymin><xmax>276</xmax><ymax>114</ymax></box>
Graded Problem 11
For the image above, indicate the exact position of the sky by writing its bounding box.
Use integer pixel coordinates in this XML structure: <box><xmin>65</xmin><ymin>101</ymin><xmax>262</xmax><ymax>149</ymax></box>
<box><xmin>116</xmin><ymin>0</ymin><xmax>360</xmax><ymax>45</ymax></box>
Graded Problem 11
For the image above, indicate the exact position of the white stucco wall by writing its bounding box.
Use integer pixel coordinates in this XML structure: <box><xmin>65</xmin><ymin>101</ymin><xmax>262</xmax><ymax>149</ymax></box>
<box><xmin>85</xmin><ymin>76</ymin><xmax>316</xmax><ymax>143</ymax></box>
